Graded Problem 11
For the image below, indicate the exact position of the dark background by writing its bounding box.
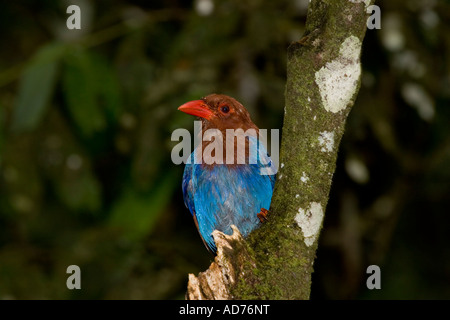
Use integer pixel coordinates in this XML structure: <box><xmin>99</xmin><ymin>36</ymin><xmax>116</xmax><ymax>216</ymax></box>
<box><xmin>0</xmin><ymin>0</ymin><xmax>449</xmax><ymax>299</ymax></box>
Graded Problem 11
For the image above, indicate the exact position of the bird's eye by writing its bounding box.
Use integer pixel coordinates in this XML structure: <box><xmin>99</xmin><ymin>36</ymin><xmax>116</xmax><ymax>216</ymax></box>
<box><xmin>221</xmin><ymin>105</ymin><xmax>230</xmax><ymax>113</ymax></box>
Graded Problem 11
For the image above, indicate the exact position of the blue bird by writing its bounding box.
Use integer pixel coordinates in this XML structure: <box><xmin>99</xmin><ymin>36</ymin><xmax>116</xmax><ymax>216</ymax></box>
<box><xmin>178</xmin><ymin>94</ymin><xmax>276</xmax><ymax>254</ymax></box>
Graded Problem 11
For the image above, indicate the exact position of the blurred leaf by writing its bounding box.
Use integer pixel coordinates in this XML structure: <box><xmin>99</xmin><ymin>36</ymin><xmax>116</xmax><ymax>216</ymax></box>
<box><xmin>57</xmin><ymin>168</ymin><xmax>102</xmax><ymax>213</ymax></box>
<box><xmin>116</xmin><ymin>31</ymin><xmax>154</xmax><ymax>108</ymax></box>
<box><xmin>91</xmin><ymin>54</ymin><xmax>122</xmax><ymax>123</ymax></box>
<box><xmin>0</xmin><ymin>106</ymin><xmax>4</xmax><ymax>163</ymax></box>
<box><xmin>62</xmin><ymin>49</ymin><xmax>107</xmax><ymax>137</ymax></box>
<box><xmin>108</xmin><ymin>171</ymin><xmax>178</xmax><ymax>240</ymax></box>
<box><xmin>32</xmin><ymin>107</ymin><xmax>103</xmax><ymax>215</ymax></box>
<box><xmin>0</xmin><ymin>141</ymin><xmax>43</xmax><ymax>218</ymax></box>
<box><xmin>11</xmin><ymin>42</ymin><xmax>65</xmax><ymax>132</ymax></box>
<box><xmin>0</xmin><ymin>245</ymin><xmax>65</xmax><ymax>299</ymax></box>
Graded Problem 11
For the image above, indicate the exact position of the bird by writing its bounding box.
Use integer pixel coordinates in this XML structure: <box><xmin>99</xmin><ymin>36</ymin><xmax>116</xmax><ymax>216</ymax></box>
<box><xmin>178</xmin><ymin>94</ymin><xmax>276</xmax><ymax>254</ymax></box>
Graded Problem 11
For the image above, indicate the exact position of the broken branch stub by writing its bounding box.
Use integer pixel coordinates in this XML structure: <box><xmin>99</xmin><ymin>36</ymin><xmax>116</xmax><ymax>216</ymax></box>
<box><xmin>186</xmin><ymin>225</ymin><xmax>255</xmax><ymax>300</ymax></box>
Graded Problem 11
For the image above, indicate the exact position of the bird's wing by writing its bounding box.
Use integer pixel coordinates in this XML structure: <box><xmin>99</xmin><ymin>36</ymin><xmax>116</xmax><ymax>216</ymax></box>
<box><xmin>183</xmin><ymin>154</ymin><xmax>219</xmax><ymax>252</ymax></box>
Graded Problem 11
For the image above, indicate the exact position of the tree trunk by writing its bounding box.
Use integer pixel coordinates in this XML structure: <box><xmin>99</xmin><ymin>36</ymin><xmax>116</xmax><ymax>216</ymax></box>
<box><xmin>186</xmin><ymin>0</ymin><xmax>374</xmax><ymax>300</ymax></box>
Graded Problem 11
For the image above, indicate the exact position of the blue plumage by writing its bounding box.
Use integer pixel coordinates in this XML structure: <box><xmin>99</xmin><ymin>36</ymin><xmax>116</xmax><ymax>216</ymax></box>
<box><xmin>182</xmin><ymin>136</ymin><xmax>275</xmax><ymax>253</ymax></box>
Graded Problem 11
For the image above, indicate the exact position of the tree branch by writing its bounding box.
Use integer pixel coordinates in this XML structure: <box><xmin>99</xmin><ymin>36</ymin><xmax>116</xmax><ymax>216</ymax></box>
<box><xmin>187</xmin><ymin>0</ymin><xmax>374</xmax><ymax>299</ymax></box>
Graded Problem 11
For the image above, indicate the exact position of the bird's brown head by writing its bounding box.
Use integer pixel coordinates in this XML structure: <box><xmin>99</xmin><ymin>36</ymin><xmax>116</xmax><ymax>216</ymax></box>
<box><xmin>178</xmin><ymin>94</ymin><xmax>258</xmax><ymax>132</ymax></box>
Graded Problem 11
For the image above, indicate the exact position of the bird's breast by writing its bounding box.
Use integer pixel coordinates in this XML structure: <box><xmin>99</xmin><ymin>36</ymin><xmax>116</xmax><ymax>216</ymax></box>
<box><xmin>192</xmin><ymin>130</ymin><xmax>269</xmax><ymax>168</ymax></box>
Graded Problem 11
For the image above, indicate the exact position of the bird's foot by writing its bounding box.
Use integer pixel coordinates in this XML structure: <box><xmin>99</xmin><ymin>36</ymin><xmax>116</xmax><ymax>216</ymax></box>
<box><xmin>257</xmin><ymin>208</ymin><xmax>269</xmax><ymax>223</ymax></box>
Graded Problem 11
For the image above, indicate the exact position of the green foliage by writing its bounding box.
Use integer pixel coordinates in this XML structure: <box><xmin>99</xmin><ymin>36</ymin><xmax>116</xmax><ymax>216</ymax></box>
<box><xmin>62</xmin><ymin>49</ymin><xmax>107</xmax><ymax>137</ymax></box>
<box><xmin>12</xmin><ymin>42</ymin><xmax>65</xmax><ymax>132</ymax></box>
<box><xmin>62</xmin><ymin>48</ymin><xmax>122</xmax><ymax>137</ymax></box>
<box><xmin>109</xmin><ymin>171</ymin><xmax>178</xmax><ymax>240</ymax></box>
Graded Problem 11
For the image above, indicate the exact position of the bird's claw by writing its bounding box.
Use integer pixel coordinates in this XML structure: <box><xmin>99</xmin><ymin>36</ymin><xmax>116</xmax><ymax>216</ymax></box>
<box><xmin>257</xmin><ymin>208</ymin><xmax>269</xmax><ymax>223</ymax></box>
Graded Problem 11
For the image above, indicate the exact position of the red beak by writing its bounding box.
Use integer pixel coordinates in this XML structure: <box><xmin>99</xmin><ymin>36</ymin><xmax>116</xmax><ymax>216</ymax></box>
<box><xmin>178</xmin><ymin>100</ymin><xmax>214</xmax><ymax>120</ymax></box>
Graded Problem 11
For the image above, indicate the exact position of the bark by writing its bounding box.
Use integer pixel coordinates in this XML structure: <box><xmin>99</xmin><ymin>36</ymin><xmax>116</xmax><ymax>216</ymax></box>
<box><xmin>187</xmin><ymin>0</ymin><xmax>374</xmax><ymax>300</ymax></box>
